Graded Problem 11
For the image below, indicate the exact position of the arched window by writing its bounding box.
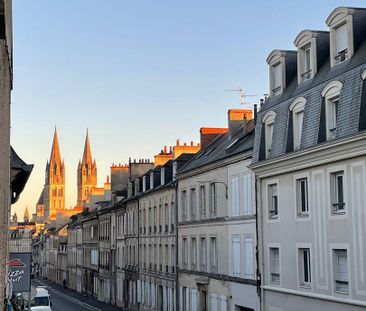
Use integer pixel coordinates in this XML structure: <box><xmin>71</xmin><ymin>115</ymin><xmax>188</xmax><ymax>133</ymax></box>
<box><xmin>321</xmin><ymin>81</ymin><xmax>343</xmax><ymax>141</ymax></box>
<box><xmin>262</xmin><ymin>111</ymin><xmax>276</xmax><ymax>158</ymax></box>
<box><xmin>289</xmin><ymin>97</ymin><xmax>306</xmax><ymax>150</ymax></box>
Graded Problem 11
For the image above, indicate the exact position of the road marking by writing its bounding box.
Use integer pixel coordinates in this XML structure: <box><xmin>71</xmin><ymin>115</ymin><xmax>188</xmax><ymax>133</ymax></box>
<box><xmin>34</xmin><ymin>280</ymin><xmax>101</xmax><ymax>311</ymax></box>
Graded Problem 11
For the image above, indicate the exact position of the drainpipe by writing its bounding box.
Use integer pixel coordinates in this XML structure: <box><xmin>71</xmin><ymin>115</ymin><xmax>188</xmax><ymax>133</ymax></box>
<box><xmin>255</xmin><ymin>175</ymin><xmax>264</xmax><ymax>311</ymax></box>
<box><xmin>174</xmin><ymin>180</ymin><xmax>179</xmax><ymax>311</ymax></box>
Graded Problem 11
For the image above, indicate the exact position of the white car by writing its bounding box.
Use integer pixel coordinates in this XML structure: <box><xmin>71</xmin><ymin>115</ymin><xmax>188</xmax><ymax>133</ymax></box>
<box><xmin>24</xmin><ymin>287</ymin><xmax>53</xmax><ymax>311</ymax></box>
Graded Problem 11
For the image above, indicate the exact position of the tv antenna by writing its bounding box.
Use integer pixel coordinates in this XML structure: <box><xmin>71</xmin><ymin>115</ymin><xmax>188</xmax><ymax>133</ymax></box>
<box><xmin>226</xmin><ymin>87</ymin><xmax>258</xmax><ymax>106</ymax></box>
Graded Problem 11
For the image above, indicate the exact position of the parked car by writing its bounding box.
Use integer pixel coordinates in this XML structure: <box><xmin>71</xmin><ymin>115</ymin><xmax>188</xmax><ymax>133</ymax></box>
<box><xmin>24</xmin><ymin>287</ymin><xmax>52</xmax><ymax>311</ymax></box>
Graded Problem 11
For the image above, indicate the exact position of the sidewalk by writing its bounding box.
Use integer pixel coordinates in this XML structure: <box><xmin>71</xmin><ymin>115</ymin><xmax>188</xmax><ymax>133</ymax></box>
<box><xmin>33</xmin><ymin>278</ymin><xmax>122</xmax><ymax>311</ymax></box>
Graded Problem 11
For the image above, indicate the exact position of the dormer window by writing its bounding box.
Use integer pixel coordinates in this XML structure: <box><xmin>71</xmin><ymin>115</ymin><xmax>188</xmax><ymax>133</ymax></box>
<box><xmin>267</xmin><ymin>50</ymin><xmax>285</xmax><ymax>97</ymax></box>
<box><xmin>161</xmin><ymin>168</ymin><xmax>165</xmax><ymax>186</ymax></box>
<box><xmin>326</xmin><ymin>7</ymin><xmax>355</xmax><ymax>67</ymax></box>
<box><xmin>272</xmin><ymin>63</ymin><xmax>282</xmax><ymax>95</ymax></box>
<box><xmin>143</xmin><ymin>176</ymin><xmax>147</xmax><ymax>192</ymax></box>
<box><xmin>322</xmin><ymin>81</ymin><xmax>343</xmax><ymax>141</ymax></box>
<box><xmin>262</xmin><ymin>111</ymin><xmax>276</xmax><ymax>158</ymax></box>
<box><xmin>289</xmin><ymin>97</ymin><xmax>306</xmax><ymax>150</ymax></box>
<box><xmin>294</xmin><ymin>30</ymin><xmax>319</xmax><ymax>83</ymax></box>
<box><xmin>150</xmin><ymin>173</ymin><xmax>154</xmax><ymax>189</ymax></box>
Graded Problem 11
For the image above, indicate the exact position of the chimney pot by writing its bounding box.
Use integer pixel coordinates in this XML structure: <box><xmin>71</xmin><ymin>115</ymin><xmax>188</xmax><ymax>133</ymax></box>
<box><xmin>176</xmin><ymin>139</ymin><xmax>180</xmax><ymax>146</ymax></box>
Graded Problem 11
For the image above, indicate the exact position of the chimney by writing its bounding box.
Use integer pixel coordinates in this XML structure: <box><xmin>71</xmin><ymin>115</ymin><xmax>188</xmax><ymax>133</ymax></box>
<box><xmin>254</xmin><ymin>104</ymin><xmax>258</xmax><ymax>125</ymax></box>
<box><xmin>228</xmin><ymin>109</ymin><xmax>253</xmax><ymax>137</ymax></box>
<box><xmin>200</xmin><ymin>127</ymin><xmax>228</xmax><ymax>149</ymax></box>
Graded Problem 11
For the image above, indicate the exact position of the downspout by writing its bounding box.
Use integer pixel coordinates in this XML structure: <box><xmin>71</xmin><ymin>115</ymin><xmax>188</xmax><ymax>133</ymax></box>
<box><xmin>255</xmin><ymin>175</ymin><xmax>264</xmax><ymax>311</ymax></box>
<box><xmin>174</xmin><ymin>180</ymin><xmax>179</xmax><ymax>311</ymax></box>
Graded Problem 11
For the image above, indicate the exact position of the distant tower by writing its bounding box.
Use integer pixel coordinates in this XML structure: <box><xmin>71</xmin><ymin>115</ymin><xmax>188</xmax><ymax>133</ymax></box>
<box><xmin>44</xmin><ymin>128</ymin><xmax>65</xmax><ymax>221</ymax></box>
<box><xmin>23</xmin><ymin>207</ymin><xmax>30</xmax><ymax>223</ymax></box>
<box><xmin>77</xmin><ymin>130</ymin><xmax>97</xmax><ymax>206</ymax></box>
<box><xmin>12</xmin><ymin>212</ymin><xmax>18</xmax><ymax>225</ymax></box>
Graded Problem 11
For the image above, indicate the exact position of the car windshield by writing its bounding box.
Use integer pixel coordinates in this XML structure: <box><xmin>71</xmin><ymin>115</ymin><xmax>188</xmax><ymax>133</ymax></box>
<box><xmin>31</xmin><ymin>296</ymin><xmax>49</xmax><ymax>306</ymax></box>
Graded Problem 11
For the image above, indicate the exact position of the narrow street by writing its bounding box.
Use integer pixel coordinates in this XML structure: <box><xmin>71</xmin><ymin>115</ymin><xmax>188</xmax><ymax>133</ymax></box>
<box><xmin>32</xmin><ymin>279</ymin><xmax>121</xmax><ymax>311</ymax></box>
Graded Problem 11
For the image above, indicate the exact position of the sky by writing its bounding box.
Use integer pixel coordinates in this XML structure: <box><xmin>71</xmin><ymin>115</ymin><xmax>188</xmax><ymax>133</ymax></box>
<box><xmin>11</xmin><ymin>0</ymin><xmax>366</xmax><ymax>220</ymax></box>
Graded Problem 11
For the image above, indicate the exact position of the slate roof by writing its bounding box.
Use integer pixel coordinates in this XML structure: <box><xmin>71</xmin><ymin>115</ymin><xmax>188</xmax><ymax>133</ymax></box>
<box><xmin>177</xmin><ymin>121</ymin><xmax>255</xmax><ymax>175</ymax></box>
<box><xmin>252</xmin><ymin>7</ymin><xmax>366</xmax><ymax>164</ymax></box>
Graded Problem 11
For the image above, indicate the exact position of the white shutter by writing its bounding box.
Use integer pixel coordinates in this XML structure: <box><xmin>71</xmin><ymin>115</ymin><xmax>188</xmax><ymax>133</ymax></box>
<box><xmin>231</xmin><ymin>177</ymin><xmax>239</xmax><ymax>216</ymax></box>
<box><xmin>191</xmin><ymin>288</ymin><xmax>197</xmax><ymax>311</ymax></box>
<box><xmin>337</xmin><ymin>250</ymin><xmax>348</xmax><ymax>281</ymax></box>
<box><xmin>210</xmin><ymin>293</ymin><xmax>217</xmax><ymax>311</ymax></box>
<box><xmin>163</xmin><ymin>286</ymin><xmax>167</xmax><ymax>311</ymax></box>
<box><xmin>219</xmin><ymin>295</ymin><xmax>227</xmax><ymax>311</ymax></box>
<box><xmin>232</xmin><ymin>236</ymin><xmax>241</xmax><ymax>276</ymax></box>
<box><xmin>273</xmin><ymin>64</ymin><xmax>281</xmax><ymax>88</ymax></box>
<box><xmin>179</xmin><ymin>287</ymin><xmax>183</xmax><ymax>311</ymax></box>
<box><xmin>137</xmin><ymin>280</ymin><xmax>141</xmax><ymax>302</ymax></box>
<box><xmin>243</xmin><ymin>174</ymin><xmax>252</xmax><ymax>215</ymax></box>
<box><xmin>244</xmin><ymin>237</ymin><xmax>254</xmax><ymax>279</ymax></box>
<box><xmin>335</xmin><ymin>23</ymin><xmax>348</xmax><ymax>53</ymax></box>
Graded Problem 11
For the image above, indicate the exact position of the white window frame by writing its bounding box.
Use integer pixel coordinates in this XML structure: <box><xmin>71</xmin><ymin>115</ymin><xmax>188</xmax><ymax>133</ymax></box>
<box><xmin>326</xmin><ymin>8</ymin><xmax>355</xmax><ymax>67</ymax></box>
<box><xmin>268</xmin><ymin>244</ymin><xmax>281</xmax><ymax>286</ymax></box>
<box><xmin>321</xmin><ymin>81</ymin><xmax>342</xmax><ymax>141</ymax></box>
<box><xmin>294</xmin><ymin>30</ymin><xmax>318</xmax><ymax>83</ymax></box>
<box><xmin>330</xmin><ymin>170</ymin><xmax>346</xmax><ymax>215</ymax></box>
<box><xmin>296</xmin><ymin>244</ymin><xmax>312</xmax><ymax>289</ymax></box>
<box><xmin>231</xmin><ymin>175</ymin><xmax>240</xmax><ymax>216</ymax></box>
<box><xmin>244</xmin><ymin>235</ymin><xmax>254</xmax><ymax>279</ymax></box>
<box><xmin>289</xmin><ymin>97</ymin><xmax>306</xmax><ymax>150</ymax></box>
<box><xmin>293</xmin><ymin>172</ymin><xmax>310</xmax><ymax>219</ymax></box>
<box><xmin>242</xmin><ymin>173</ymin><xmax>253</xmax><ymax>215</ymax></box>
<box><xmin>231</xmin><ymin>235</ymin><xmax>241</xmax><ymax>277</ymax></box>
<box><xmin>330</xmin><ymin>244</ymin><xmax>350</xmax><ymax>296</ymax></box>
<box><xmin>262</xmin><ymin>111</ymin><xmax>276</xmax><ymax>159</ymax></box>
<box><xmin>267</xmin><ymin>181</ymin><xmax>279</xmax><ymax>221</ymax></box>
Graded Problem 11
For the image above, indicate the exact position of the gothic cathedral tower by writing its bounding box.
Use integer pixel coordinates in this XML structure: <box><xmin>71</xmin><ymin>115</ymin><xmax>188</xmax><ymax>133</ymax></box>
<box><xmin>77</xmin><ymin>130</ymin><xmax>97</xmax><ymax>206</ymax></box>
<box><xmin>44</xmin><ymin>128</ymin><xmax>65</xmax><ymax>221</ymax></box>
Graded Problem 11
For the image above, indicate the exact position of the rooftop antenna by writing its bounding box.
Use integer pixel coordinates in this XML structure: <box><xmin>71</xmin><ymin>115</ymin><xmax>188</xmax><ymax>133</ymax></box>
<box><xmin>226</xmin><ymin>87</ymin><xmax>258</xmax><ymax>106</ymax></box>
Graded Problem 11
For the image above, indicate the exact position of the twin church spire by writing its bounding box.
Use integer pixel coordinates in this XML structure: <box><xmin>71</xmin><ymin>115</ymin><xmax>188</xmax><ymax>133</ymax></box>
<box><xmin>42</xmin><ymin>128</ymin><xmax>97</xmax><ymax>222</ymax></box>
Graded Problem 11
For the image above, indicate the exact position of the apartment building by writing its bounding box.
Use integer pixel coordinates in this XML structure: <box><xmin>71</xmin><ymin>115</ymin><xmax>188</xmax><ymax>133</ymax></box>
<box><xmin>82</xmin><ymin>209</ymin><xmax>99</xmax><ymax>296</ymax></box>
<box><xmin>138</xmin><ymin>161</ymin><xmax>176</xmax><ymax>311</ymax></box>
<box><xmin>176</xmin><ymin>109</ymin><xmax>259</xmax><ymax>311</ymax></box>
<box><xmin>67</xmin><ymin>214</ymin><xmax>83</xmax><ymax>292</ymax></box>
<box><xmin>251</xmin><ymin>7</ymin><xmax>366</xmax><ymax>311</ymax></box>
<box><xmin>57</xmin><ymin>238</ymin><xmax>67</xmax><ymax>284</ymax></box>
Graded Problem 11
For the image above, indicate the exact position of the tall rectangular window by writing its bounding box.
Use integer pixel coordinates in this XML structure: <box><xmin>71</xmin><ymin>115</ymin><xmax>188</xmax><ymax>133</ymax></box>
<box><xmin>302</xmin><ymin>47</ymin><xmax>311</xmax><ymax>81</ymax></box>
<box><xmin>200</xmin><ymin>237</ymin><xmax>207</xmax><ymax>272</ymax></box>
<box><xmin>298</xmin><ymin>248</ymin><xmax>311</xmax><ymax>287</ymax></box>
<box><xmin>294</xmin><ymin>110</ymin><xmax>304</xmax><ymax>150</ymax></box>
<box><xmin>209</xmin><ymin>183</ymin><xmax>217</xmax><ymax>217</ymax></box>
<box><xmin>327</xmin><ymin>98</ymin><xmax>339</xmax><ymax>140</ymax></box>
<box><xmin>182</xmin><ymin>190</ymin><xmax>187</xmax><ymax>220</ymax></box>
<box><xmin>335</xmin><ymin>23</ymin><xmax>348</xmax><ymax>64</ymax></box>
<box><xmin>296</xmin><ymin>178</ymin><xmax>309</xmax><ymax>216</ymax></box>
<box><xmin>270</xmin><ymin>247</ymin><xmax>280</xmax><ymax>284</ymax></box>
<box><xmin>334</xmin><ymin>249</ymin><xmax>349</xmax><ymax>293</ymax></box>
<box><xmin>182</xmin><ymin>238</ymin><xmax>188</xmax><ymax>269</ymax></box>
<box><xmin>244</xmin><ymin>236</ymin><xmax>254</xmax><ymax>279</ymax></box>
<box><xmin>232</xmin><ymin>236</ymin><xmax>241</xmax><ymax>276</ymax></box>
<box><xmin>182</xmin><ymin>287</ymin><xmax>187</xmax><ymax>311</ymax></box>
<box><xmin>243</xmin><ymin>174</ymin><xmax>253</xmax><ymax>215</ymax></box>
<box><xmin>265</xmin><ymin>122</ymin><xmax>274</xmax><ymax>158</ymax></box>
<box><xmin>331</xmin><ymin>171</ymin><xmax>345</xmax><ymax>215</ymax></box>
<box><xmin>199</xmin><ymin>185</ymin><xmax>206</xmax><ymax>219</ymax></box>
<box><xmin>191</xmin><ymin>238</ymin><xmax>197</xmax><ymax>270</ymax></box>
<box><xmin>268</xmin><ymin>184</ymin><xmax>278</xmax><ymax>219</ymax></box>
<box><xmin>231</xmin><ymin>176</ymin><xmax>240</xmax><ymax>216</ymax></box>
<box><xmin>272</xmin><ymin>64</ymin><xmax>282</xmax><ymax>95</ymax></box>
<box><xmin>190</xmin><ymin>188</ymin><xmax>196</xmax><ymax>220</ymax></box>
<box><xmin>210</xmin><ymin>237</ymin><xmax>217</xmax><ymax>273</ymax></box>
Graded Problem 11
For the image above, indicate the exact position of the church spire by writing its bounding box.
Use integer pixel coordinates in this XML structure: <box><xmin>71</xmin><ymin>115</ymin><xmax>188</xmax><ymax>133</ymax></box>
<box><xmin>50</xmin><ymin>127</ymin><xmax>62</xmax><ymax>165</ymax></box>
<box><xmin>82</xmin><ymin>129</ymin><xmax>93</xmax><ymax>164</ymax></box>
<box><xmin>24</xmin><ymin>206</ymin><xmax>30</xmax><ymax>222</ymax></box>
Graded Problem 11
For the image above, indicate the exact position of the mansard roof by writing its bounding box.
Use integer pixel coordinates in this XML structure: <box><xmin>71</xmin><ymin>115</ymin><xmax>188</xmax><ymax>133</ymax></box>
<box><xmin>252</xmin><ymin>7</ymin><xmax>366</xmax><ymax>164</ymax></box>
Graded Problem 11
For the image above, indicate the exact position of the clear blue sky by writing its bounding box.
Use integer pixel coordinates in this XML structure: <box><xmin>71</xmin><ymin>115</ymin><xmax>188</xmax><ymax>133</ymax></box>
<box><xmin>11</xmin><ymin>0</ymin><xmax>366</xmax><ymax>219</ymax></box>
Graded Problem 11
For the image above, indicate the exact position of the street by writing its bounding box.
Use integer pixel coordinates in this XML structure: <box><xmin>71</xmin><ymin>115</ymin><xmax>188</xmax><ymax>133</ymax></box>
<box><xmin>32</xmin><ymin>279</ymin><xmax>120</xmax><ymax>311</ymax></box>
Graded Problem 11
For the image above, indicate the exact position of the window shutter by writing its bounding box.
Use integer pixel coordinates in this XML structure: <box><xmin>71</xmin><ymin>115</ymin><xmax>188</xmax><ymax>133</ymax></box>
<box><xmin>191</xmin><ymin>288</ymin><xmax>197</xmax><ymax>311</ymax></box>
<box><xmin>318</xmin><ymin>97</ymin><xmax>326</xmax><ymax>143</ymax></box>
<box><xmin>210</xmin><ymin>293</ymin><xmax>217</xmax><ymax>311</ymax></box>
<box><xmin>335</xmin><ymin>23</ymin><xmax>348</xmax><ymax>53</ymax></box>
<box><xmin>231</xmin><ymin>177</ymin><xmax>239</xmax><ymax>216</ymax></box>
<box><xmin>244</xmin><ymin>237</ymin><xmax>254</xmax><ymax>278</ymax></box>
<box><xmin>137</xmin><ymin>280</ymin><xmax>141</xmax><ymax>302</ymax></box>
<box><xmin>232</xmin><ymin>236</ymin><xmax>241</xmax><ymax>276</ymax></box>
<box><xmin>337</xmin><ymin>251</ymin><xmax>348</xmax><ymax>281</ymax></box>
<box><xmin>219</xmin><ymin>295</ymin><xmax>227</xmax><ymax>311</ymax></box>
<box><xmin>163</xmin><ymin>286</ymin><xmax>167</xmax><ymax>311</ymax></box>
<box><xmin>273</xmin><ymin>64</ymin><xmax>281</xmax><ymax>88</ymax></box>
<box><xmin>243</xmin><ymin>174</ymin><xmax>252</xmax><ymax>215</ymax></box>
<box><xmin>179</xmin><ymin>287</ymin><xmax>182</xmax><ymax>311</ymax></box>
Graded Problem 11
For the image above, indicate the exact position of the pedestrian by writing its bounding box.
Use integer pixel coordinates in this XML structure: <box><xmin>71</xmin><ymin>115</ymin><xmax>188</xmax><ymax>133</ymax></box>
<box><xmin>62</xmin><ymin>279</ymin><xmax>66</xmax><ymax>290</ymax></box>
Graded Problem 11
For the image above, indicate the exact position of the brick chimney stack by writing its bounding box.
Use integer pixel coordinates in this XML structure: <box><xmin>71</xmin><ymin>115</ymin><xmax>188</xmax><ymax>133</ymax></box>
<box><xmin>228</xmin><ymin>109</ymin><xmax>253</xmax><ymax>137</ymax></box>
<box><xmin>200</xmin><ymin>127</ymin><xmax>228</xmax><ymax>149</ymax></box>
